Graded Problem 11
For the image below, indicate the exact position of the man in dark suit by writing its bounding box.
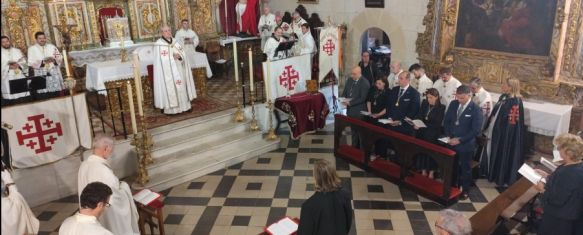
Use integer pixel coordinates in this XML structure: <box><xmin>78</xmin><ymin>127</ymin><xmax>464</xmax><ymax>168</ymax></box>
<box><xmin>443</xmin><ymin>85</ymin><xmax>484</xmax><ymax>200</ymax></box>
<box><xmin>386</xmin><ymin>71</ymin><xmax>420</xmax><ymax>135</ymax></box>
<box><xmin>341</xmin><ymin>66</ymin><xmax>370</xmax><ymax>148</ymax></box>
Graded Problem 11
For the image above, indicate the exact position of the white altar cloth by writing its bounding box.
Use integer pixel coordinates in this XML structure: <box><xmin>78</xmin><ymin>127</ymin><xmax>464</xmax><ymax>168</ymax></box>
<box><xmin>186</xmin><ymin>52</ymin><xmax>213</xmax><ymax>78</ymax></box>
<box><xmin>69</xmin><ymin>43</ymin><xmax>154</xmax><ymax>67</ymax></box>
<box><xmin>85</xmin><ymin>59</ymin><xmax>148</xmax><ymax>94</ymax></box>
<box><xmin>219</xmin><ymin>36</ymin><xmax>260</xmax><ymax>46</ymax></box>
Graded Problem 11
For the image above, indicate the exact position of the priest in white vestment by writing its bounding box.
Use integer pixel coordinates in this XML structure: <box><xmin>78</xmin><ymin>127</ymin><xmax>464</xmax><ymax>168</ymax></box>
<box><xmin>275</xmin><ymin>15</ymin><xmax>292</xmax><ymax>38</ymax></box>
<box><xmin>433</xmin><ymin>67</ymin><xmax>462</xmax><ymax>109</ymax></box>
<box><xmin>258</xmin><ymin>6</ymin><xmax>276</xmax><ymax>49</ymax></box>
<box><xmin>300</xmin><ymin>24</ymin><xmax>316</xmax><ymax>55</ymax></box>
<box><xmin>387</xmin><ymin>61</ymin><xmax>403</xmax><ymax>89</ymax></box>
<box><xmin>154</xmin><ymin>25</ymin><xmax>196</xmax><ymax>114</ymax></box>
<box><xmin>1</xmin><ymin>163</ymin><xmax>39</xmax><ymax>235</ymax></box>
<box><xmin>291</xmin><ymin>11</ymin><xmax>307</xmax><ymax>40</ymax></box>
<box><xmin>78</xmin><ymin>136</ymin><xmax>140</xmax><ymax>235</ymax></box>
<box><xmin>263</xmin><ymin>27</ymin><xmax>287</xmax><ymax>61</ymax></box>
<box><xmin>409</xmin><ymin>63</ymin><xmax>434</xmax><ymax>100</ymax></box>
<box><xmin>60</xmin><ymin>182</ymin><xmax>114</xmax><ymax>235</ymax></box>
<box><xmin>469</xmin><ymin>77</ymin><xmax>493</xmax><ymax>128</ymax></box>
<box><xmin>1</xmin><ymin>36</ymin><xmax>28</xmax><ymax>100</ymax></box>
<box><xmin>175</xmin><ymin>19</ymin><xmax>213</xmax><ymax>78</ymax></box>
<box><xmin>27</xmin><ymin>31</ymin><xmax>64</xmax><ymax>94</ymax></box>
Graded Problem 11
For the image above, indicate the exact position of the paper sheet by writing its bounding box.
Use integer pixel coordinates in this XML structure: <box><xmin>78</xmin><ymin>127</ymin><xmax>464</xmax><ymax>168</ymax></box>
<box><xmin>438</xmin><ymin>137</ymin><xmax>450</xmax><ymax>144</ymax></box>
<box><xmin>518</xmin><ymin>164</ymin><xmax>546</xmax><ymax>184</ymax></box>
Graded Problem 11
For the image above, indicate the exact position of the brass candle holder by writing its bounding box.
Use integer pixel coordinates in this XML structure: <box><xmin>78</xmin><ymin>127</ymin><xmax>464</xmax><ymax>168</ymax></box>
<box><xmin>131</xmin><ymin>133</ymin><xmax>150</xmax><ymax>186</ymax></box>
<box><xmin>139</xmin><ymin>116</ymin><xmax>154</xmax><ymax>165</ymax></box>
<box><xmin>265</xmin><ymin>99</ymin><xmax>278</xmax><ymax>140</ymax></box>
<box><xmin>234</xmin><ymin>79</ymin><xmax>245</xmax><ymax>122</ymax></box>
<box><xmin>249</xmin><ymin>94</ymin><xmax>260</xmax><ymax>131</ymax></box>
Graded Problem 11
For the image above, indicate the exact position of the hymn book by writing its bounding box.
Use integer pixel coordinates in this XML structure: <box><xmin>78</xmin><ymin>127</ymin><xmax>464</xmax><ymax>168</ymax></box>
<box><xmin>133</xmin><ymin>189</ymin><xmax>161</xmax><ymax>206</ymax></box>
<box><xmin>438</xmin><ymin>137</ymin><xmax>450</xmax><ymax>144</ymax></box>
<box><xmin>518</xmin><ymin>164</ymin><xmax>546</xmax><ymax>184</ymax></box>
<box><xmin>404</xmin><ymin>117</ymin><xmax>427</xmax><ymax>128</ymax></box>
<box><xmin>265</xmin><ymin>217</ymin><xmax>298</xmax><ymax>235</ymax></box>
<box><xmin>378</xmin><ymin>118</ymin><xmax>399</xmax><ymax>125</ymax></box>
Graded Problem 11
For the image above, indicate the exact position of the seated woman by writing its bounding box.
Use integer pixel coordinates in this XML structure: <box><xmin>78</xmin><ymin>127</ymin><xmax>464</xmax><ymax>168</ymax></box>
<box><xmin>298</xmin><ymin>159</ymin><xmax>353</xmax><ymax>235</ymax></box>
<box><xmin>413</xmin><ymin>88</ymin><xmax>445</xmax><ymax>179</ymax></box>
<box><xmin>534</xmin><ymin>133</ymin><xmax>583</xmax><ymax>235</ymax></box>
<box><xmin>365</xmin><ymin>77</ymin><xmax>389</xmax><ymax>160</ymax></box>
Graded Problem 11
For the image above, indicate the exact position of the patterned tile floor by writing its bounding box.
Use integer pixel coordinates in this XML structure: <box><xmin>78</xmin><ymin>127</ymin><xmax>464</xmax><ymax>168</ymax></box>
<box><xmin>32</xmin><ymin>124</ymin><xmax>501</xmax><ymax>235</ymax></box>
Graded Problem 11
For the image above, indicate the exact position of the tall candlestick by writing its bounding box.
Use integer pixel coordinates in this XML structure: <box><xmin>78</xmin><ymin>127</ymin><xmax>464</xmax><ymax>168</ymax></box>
<box><xmin>132</xmin><ymin>53</ymin><xmax>144</xmax><ymax>116</ymax></box>
<box><xmin>126</xmin><ymin>81</ymin><xmax>138</xmax><ymax>135</ymax></box>
<box><xmin>265</xmin><ymin>61</ymin><xmax>271</xmax><ymax>100</ymax></box>
<box><xmin>62</xmin><ymin>49</ymin><xmax>71</xmax><ymax>77</ymax></box>
<box><xmin>248</xmin><ymin>48</ymin><xmax>254</xmax><ymax>92</ymax></box>
<box><xmin>233</xmin><ymin>40</ymin><xmax>239</xmax><ymax>82</ymax></box>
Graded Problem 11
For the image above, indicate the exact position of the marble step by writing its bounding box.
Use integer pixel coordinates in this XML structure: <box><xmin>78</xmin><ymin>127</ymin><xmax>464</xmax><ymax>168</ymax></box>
<box><xmin>149</xmin><ymin>108</ymin><xmax>237</xmax><ymax>143</ymax></box>
<box><xmin>147</xmin><ymin>128</ymin><xmax>258</xmax><ymax>176</ymax></box>
<box><xmin>145</xmin><ymin>136</ymin><xmax>280</xmax><ymax>192</ymax></box>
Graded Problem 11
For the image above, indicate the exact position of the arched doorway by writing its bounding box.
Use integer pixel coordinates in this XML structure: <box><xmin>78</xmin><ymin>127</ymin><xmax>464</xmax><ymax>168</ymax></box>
<box><xmin>360</xmin><ymin>27</ymin><xmax>391</xmax><ymax>76</ymax></box>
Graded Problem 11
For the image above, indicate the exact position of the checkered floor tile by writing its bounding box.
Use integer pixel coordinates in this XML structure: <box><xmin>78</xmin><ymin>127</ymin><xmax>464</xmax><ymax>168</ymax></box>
<box><xmin>33</xmin><ymin>124</ymin><xmax>500</xmax><ymax>235</ymax></box>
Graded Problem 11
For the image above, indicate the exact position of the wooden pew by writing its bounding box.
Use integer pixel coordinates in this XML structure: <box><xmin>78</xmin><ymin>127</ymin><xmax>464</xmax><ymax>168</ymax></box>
<box><xmin>334</xmin><ymin>114</ymin><xmax>462</xmax><ymax>205</ymax></box>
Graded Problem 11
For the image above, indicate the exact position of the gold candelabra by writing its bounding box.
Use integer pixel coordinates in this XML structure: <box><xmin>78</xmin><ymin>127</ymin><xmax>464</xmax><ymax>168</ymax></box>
<box><xmin>234</xmin><ymin>79</ymin><xmax>245</xmax><ymax>122</ymax></box>
<box><xmin>249</xmin><ymin>94</ymin><xmax>259</xmax><ymax>131</ymax></box>
<box><xmin>132</xmin><ymin>133</ymin><xmax>150</xmax><ymax>186</ymax></box>
<box><xmin>265</xmin><ymin>99</ymin><xmax>278</xmax><ymax>140</ymax></box>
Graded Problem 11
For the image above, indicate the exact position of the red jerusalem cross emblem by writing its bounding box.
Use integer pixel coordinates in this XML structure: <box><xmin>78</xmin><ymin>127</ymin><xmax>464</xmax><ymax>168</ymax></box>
<box><xmin>16</xmin><ymin>114</ymin><xmax>63</xmax><ymax>154</ymax></box>
<box><xmin>508</xmin><ymin>105</ymin><xmax>520</xmax><ymax>125</ymax></box>
<box><xmin>323</xmin><ymin>39</ymin><xmax>336</xmax><ymax>56</ymax></box>
<box><xmin>279</xmin><ymin>65</ymin><xmax>300</xmax><ymax>91</ymax></box>
<box><xmin>160</xmin><ymin>50</ymin><xmax>169</xmax><ymax>56</ymax></box>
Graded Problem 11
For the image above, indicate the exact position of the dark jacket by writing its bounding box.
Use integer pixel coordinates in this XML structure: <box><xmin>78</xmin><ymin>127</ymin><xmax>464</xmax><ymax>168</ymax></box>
<box><xmin>358</xmin><ymin>61</ymin><xmax>376</xmax><ymax>86</ymax></box>
<box><xmin>297</xmin><ymin>188</ymin><xmax>353</xmax><ymax>235</ymax></box>
<box><xmin>443</xmin><ymin>100</ymin><xmax>483</xmax><ymax>152</ymax></box>
<box><xmin>342</xmin><ymin>77</ymin><xmax>370</xmax><ymax>118</ymax></box>
<box><xmin>386</xmin><ymin>86</ymin><xmax>420</xmax><ymax>135</ymax></box>
<box><xmin>415</xmin><ymin>100</ymin><xmax>445</xmax><ymax>143</ymax></box>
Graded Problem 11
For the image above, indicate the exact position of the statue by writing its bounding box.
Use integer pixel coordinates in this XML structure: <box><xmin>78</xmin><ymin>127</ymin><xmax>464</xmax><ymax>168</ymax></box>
<box><xmin>235</xmin><ymin>0</ymin><xmax>258</xmax><ymax>36</ymax></box>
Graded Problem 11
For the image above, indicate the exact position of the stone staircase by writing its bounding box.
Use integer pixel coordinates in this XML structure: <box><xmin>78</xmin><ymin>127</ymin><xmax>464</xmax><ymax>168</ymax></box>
<box><xmin>143</xmin><ymin>108</ymin><xmax>280</xmax><ymax>191</ymax></box>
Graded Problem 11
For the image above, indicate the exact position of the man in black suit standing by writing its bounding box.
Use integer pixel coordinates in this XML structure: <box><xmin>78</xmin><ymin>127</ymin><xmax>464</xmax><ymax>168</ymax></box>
<box><xmin>341</xmin><ymin>66</ymin><xmax>370</xmax><ymax>148</ymax></box>
<box><xmin>443</xmin><ymin>85</ymin><xmax>483</xmax><ymax>200</ymax></box>
<box><xmin>386</xmin><ymin>71</ymin><xmax>420</xmax><ymax>135</ymax></box>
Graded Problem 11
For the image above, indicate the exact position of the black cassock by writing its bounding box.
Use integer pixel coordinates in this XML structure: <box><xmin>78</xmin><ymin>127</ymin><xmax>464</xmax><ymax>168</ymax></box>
<box><xmin>297</xmin><ymin>188</ymin><xmax>353</xmax><ymax>235</ymax></box>
<box><xmin>481</xmin><ymin>94</ymin><xmax>525</xmax><ymax>186</ymax></box>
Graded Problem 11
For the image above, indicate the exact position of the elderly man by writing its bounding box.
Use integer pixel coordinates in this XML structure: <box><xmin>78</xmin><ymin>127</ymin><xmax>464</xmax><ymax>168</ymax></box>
<box><xmin>469</xmin><ymin>77</ymin><xmax>492</xmax><ymax>126</ymax></box>
<box><xmin>1</xmin><ymin>36</ymin><xmax>28</xmax><ymax>102</ymax></box>
<box><xmin>387</xmin><ymin>61</ymin><xmax>403</xmax><ymax>89</ymax></box>
<box><xmin>27</xmin><ymin>31</ymin><xmax>64</xmax><ymax>97</ymax></box>
<box><xmin>77</xmin><ymin>135</ymin><xmax>140</xmax><ymax>235</ymax></box>
<box><xmin>433</xmin><ymin>66</ymin><xmax>462</xmax><ymax>109</ymax></box>
<box><xmin>175</xmin><ymin>19</ymin><xmax>213</xmax><ymax>78</ymax></box>
<box><xmin>59</xmin><ymin>182</ymin><xmax>113</xmax><ymax>235</ymax></box>
<box><xmin>341</xmin><ymin>66</ymin><xmax>370</xmax><ymax>148</ymax></box>
<box><xmin>258</xmin><ymin>6</ymin><xmax>276</xmax><ymax>49</ymax></box>
<box><xmin>408</xmin><ymin>63</ymin><xmax>433</xmax><ymax>100</ymax></box>
<box><xmin>300</xmin><ymin>23</ymin><xmax>315</xmax><ymax>55</ymax></box>
<box><xmin>434</xmin><ymin>209</ymin><xmax>472</xmax><ymax>235</ymax></box>
<box><xmin>154</xmin><ymin>25</ymin><xmax>196</xmax><ymax>114</ymax></box>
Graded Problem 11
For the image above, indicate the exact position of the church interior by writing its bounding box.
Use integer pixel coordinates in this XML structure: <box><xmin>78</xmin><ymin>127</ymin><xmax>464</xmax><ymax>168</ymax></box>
<box><xmin>1</xmin><ymin>0</ymin><xmax>583</xmax><ymax>234</ymax></box>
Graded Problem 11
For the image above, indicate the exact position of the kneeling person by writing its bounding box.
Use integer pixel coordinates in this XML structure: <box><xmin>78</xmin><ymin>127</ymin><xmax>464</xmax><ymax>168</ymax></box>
<box><xmin>59</xmin><ymin>182</ymin><xmax>113</xmax><ymax>235</ymax></box>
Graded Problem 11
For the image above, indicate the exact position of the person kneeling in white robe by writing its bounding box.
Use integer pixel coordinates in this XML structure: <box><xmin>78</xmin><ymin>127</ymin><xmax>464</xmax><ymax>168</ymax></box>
<box><xmin>60</xmin><ymin>182</ymin><xmax>113</xmax><ymax>235</ymax></box>
<box><xmin>1</xmin><ymin>163</ymin><xmax>39</xmax><ymax>235</ymax></box>
<box><xmin>154</xmin><ymin>25</ymin><xmax>197</xmax><ymax>114</ymax></box>
<box><xmin>78</xmin><ymin>136</ymin><xmax>140</xmax><ymax>235</ymax></box>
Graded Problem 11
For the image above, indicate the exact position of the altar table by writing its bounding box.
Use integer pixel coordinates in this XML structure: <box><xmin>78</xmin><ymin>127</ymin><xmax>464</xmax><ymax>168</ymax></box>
<box><xmin>69</xmin><ymin>43</ymin><xmax>154</xmax><ymax>67</ymax></box>
<box><xmin>85</xmin><ymin>59</ymin><xmax>149</xmax><ymax>93</ymax></box>
<box><xmin>275</xmin><ymin>92</ymin><xmax>329</xmax><ymax>139</ymax></box>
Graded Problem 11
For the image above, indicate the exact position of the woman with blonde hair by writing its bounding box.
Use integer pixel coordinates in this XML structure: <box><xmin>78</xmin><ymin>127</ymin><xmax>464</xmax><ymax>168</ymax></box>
<box><xmin>534</xmin><ymin>133</ymin><xmax>583</xmax><ymax>235</ymax></box>
<box><xmin>480</xmin><ymin>78</ymin><xmax>525</xmax><ymax>189</ymax></box>
<box><xmin>297</xmin><ymin>159</ymin><xmax>353</xmax><ymax>235</ymax></box>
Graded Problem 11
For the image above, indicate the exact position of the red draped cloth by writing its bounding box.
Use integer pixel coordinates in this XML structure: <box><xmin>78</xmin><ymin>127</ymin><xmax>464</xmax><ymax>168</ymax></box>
<box><xmin>219</xmin><ymin>0</ymin><xmax>238</xmax><ymax>36</ymax></box>
<box><xmin>239</xmin><ymin>0</ymin><xmax>258</xmax><ymax>35</ymax></box>
<box><xmin>275</xmin><ymin>92</ymin><xmax>329</xmax><ymax>139</ymax></box>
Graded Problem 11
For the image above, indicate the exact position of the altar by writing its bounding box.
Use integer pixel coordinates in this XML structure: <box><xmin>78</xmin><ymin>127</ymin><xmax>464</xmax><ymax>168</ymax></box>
<box><xmin>69</xmin><ymin>43</ymin><xmax>154</xmax><ymax>67</ymax></box>
<box><xmin>85</xmin><ymin>59</ymin><xmax>149</xmax><ymax>93</ymax></box>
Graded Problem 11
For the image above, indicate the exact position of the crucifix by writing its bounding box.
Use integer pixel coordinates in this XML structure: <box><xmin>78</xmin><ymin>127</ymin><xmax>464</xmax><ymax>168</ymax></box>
<box><xmin>53</xmin><ymin>16</ymin><xmax>77</xmax><ymax>52</ymax></box>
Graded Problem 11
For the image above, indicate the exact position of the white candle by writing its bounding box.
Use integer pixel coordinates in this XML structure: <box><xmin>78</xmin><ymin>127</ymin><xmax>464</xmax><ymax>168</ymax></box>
<box><xmin>126</xmin><ymin>81</ymin><xmax>138</xmax><ymax>135</ymax></box>
<box><xmin>62</xmin><ymin>49</ymin><xmax>71</xmax><ymax>77</ymax></box>
<box><xmin>248</xmin><ymin>48</ymin><xmax>254</xmax><ymax>92</ymax></box>
<box><xmin>265</xmin><ymin>61</ymin><xmax>271</xmax><ymax>100</ymax></box>
<box><xmin>233</xmin><ymin>40</ymin><xmax>239</xmax><ymax>82</ymax></box>
<box><xmin>132</xmin><ymin>53</ymin><xmax>144</xmax><ymax>116</ymax></box>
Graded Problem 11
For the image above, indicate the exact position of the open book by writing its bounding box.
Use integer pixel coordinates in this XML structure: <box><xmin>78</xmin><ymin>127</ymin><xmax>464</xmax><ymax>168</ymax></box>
<box><xmin>540</xmin><ymin>157</ymin><xmax>558</xmax><ymax>172</ymax></box>
<box><xmin>438</xmin><ymin>137</ymin><xmax>450</xmax><ymax>144</ymax></box>
<box><xmin>518</xmin><ymin>163</ymin><xmax>546</xmax><ymax>184</ymax></box>
<box><xmin>360</xmin><ymin>111</ymin><xmax>372</xmax><ymax>116</ymax></box>
<box><xmin>265</xmin><ymin>217</ymin><xmax>298</xmax><ymax>235</ymax></box>
<box><xmin>133</xmin><ymin>189</ymin><xmax>161</xmax><ymax>206</ymax></box>
<box><xmin>378</xmin><ymin>118</ymin><xmax>399</xmax><ymax>125</ymax></box>
<box><xmin>404</xmin><ymin>117</ymin><xmax>427</xmax><ymax>128</ymax></box>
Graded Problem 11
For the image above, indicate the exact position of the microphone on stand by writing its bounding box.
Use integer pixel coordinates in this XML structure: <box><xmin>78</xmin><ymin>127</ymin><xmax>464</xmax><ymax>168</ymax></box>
<box><xmin>1</xmin><ymin>122</ymin><xmax>13</xmax><ymax>130</ymax></box>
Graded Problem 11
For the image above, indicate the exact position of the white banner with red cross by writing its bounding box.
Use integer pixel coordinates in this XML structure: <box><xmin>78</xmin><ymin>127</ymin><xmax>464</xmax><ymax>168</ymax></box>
<box><xmin>1</xmin><ymin>93</ymin><xmax>92</xmax><ymax>168</ymax></box>
<box><xmin>263</xmin><ymin>54</ymin><xmax>311</xmax><ymax>100</ymax></box>
<box><xmin>318</xmin><ymin>26</ymin><xmax>340</xmax><ymax>82</ymax></box>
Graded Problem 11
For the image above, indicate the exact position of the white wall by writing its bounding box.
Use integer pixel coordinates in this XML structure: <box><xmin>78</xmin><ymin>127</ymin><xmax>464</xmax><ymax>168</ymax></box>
<box><xmin>268</xmin><ymin>0</ymin><xmax>429</xmax><ymax>72</ymax></box>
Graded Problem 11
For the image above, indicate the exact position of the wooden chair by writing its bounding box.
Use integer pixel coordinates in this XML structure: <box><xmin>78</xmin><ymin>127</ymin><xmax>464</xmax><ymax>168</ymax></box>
<box><xmin>136</xmin><ymin>198</ymin><xmax>165</xmax><ymax>235</ymax></box>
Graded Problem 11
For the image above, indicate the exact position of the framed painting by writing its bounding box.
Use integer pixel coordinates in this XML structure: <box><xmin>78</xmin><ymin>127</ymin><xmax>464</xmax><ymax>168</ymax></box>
<box><xmin>454</xmin><ymin>0</ymin><xmax>558</xmax><ymax>56</ymax></box>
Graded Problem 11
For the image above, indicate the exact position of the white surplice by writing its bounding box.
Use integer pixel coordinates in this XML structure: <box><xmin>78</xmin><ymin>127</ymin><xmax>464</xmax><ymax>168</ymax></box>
<box><xmin>291</xmin><ymin>17</ymin><xmax>307</xmax><ymax>39</ymax></box>
<box><xmin>1</xmin><ymin>47</ymin><xmax>28</xmax><ymax>99</ymax></box>
<box><xmin>27</xmin><ymin>43</ymin><xmax>64</xmax><ymax>93</ymax></box>
<box><xmin>174</xmin><ymin>29</ymin><xmax>213</xmax><ymax>78</ymax></box>
<box><xmin>77</xmin><ymin>155</ymin><xmax>139</xmax><ymax>235</ymax></box>
<box><xmin>153</xmin><ymin>37</ymin><xmax>197</xmax><ymax>114</ymax></box>
<box><xmin>301</xmin><ymin>31</ymin><xmax>316</xmax><ymax>55</ymax></box>
<box><xmin>472</xmin><ymin>87</ymin><xmax>493</xmax><ymax>128</ymax></box>
<box><xmin>387</xmin><ymin>70</ymin><xmax>403</xmax><ymax>89</ymax></box>
<box><xmin>59</xmin><ymin>213</ymin><xmax>113</xmax><ymax>235</ymax></box>
<box><xmin>1</xmin><ymin>170</ymin><xmax>39</xmax><ymax>235</ymax></box>
<box><xmin>258</xmin><ymin>13</ymin><xmax>276</xmax><ymax>48</ymax></box>
<box><xmin>279</xmin><ymin>22</ymin><xmax>293</xmax><ymax>38</ymax></box>
<box><xmin>416</xmin><ymin>74</ymin><xmax>434</xmax><ymax>100</ymax></box>
<box><xmin>433</xmin><ymin>76</ymin><xmax>462</xmax><ymax>109</ymax></box>
<box><xmin>263</xmin><ymin>36</ymin><xmax>286</xmax><ymax>61</ymax></box>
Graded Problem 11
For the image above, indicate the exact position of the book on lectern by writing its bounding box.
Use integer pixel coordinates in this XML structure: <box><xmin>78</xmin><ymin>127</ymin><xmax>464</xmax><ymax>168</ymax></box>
<box><xmin>133</xmin><ymin>189</ymin><xmax>161</xmax><ymax>206</ymax></box>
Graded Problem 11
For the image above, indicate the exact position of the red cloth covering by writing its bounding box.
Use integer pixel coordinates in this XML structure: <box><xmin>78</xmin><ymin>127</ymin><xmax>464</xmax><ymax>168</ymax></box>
<box><xmin>275</xmin><ymin>92</ymin><xmax>329</xmax><ymax>139</ymax></box>
<box><xmin>239</xmin><ymin>0</ymin><xmax>258</xmax><ymax>35</ymax></box>
<box><xmin>219</xmin><ymin>0</ymin><xmax>238</xmax><ymax>36</ymax></box>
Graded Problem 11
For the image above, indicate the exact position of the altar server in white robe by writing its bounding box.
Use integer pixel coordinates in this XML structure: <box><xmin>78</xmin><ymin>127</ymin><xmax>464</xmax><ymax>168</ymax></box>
<box><xmin>154</xmin><ymin>25</ymin><xmax>196</xmax><ymax>114</ymax></box>
<box><xmin>27</xmin><ymin>31</ymin><xmax>64</xmax><ymax>94</ymax></box>
<box><xmin>469</xmin><ymin>76</ymin><xmax>492</xmax><ymax>128</ymax></box>
<box><xmin>1</xmin><ymin>162</ymin><xmax>39</xmax><ymax>235</ymax></box>
<box><xmin>175</xmin><ymin>19</ymin><xmax>213</xmax><ymax>78</ymax></box>
<box><xmin>433</xmin><ymin>66</ymin><xmax>462</xmax><ymax>109</ymax></box>
<box><xmin>60</xmin><ymin>182</ymin><xmax>113</xmax><ymax>235</ymax></box>
<box><xmin>78</xmin><ymin>136</ymin><xmax>139</xmax><ymax>235</ymax></box>
<box><xmin>263</xmin><ymin>27</ymin><xmax>287</xmax><ymax>61</ymax></box>
<box><xmin>300</xmin><ymin>23</ymin><xmax>316</xmax><ymax>55</ymax></box>
<box><xmin>409</xmin><ymin>63</ymin><xmax>434</xmax><ymax>100</ymax></box>
<box><xmin>291</xmin><ymin>11</ymin><xmax>307</xmax><ymax>40</ymax></box>
<box><xmin>1</xmin><ymin>36</ymin><xmax>28</xmax><ymax>100</ymax></box>
<box><xmin>258</xmin><ymin>6</ymin><xmax>276</xmax><ymax>49</ymax></box>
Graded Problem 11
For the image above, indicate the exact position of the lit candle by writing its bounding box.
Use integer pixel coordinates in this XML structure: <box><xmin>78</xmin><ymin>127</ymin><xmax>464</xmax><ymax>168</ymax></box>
<box><xmin>233</xmin><ymin>40</ymin><xmax>239</xmax><ymax>82</ymax></box>
<box><xmin>248</xmin><ymin>48</ymin><xmax>254</xmax><ymax>92</ymax></box>
<box><xmin>62</xmin><ymin>49</ymin><xmax>71</xmax><ymax>77</ymax></box>
<box><xmin>265</xmin><ymin>61</ymin><xmax>271</xmax><ymax>100</ymax></box>
<box><xmin>132</xmin><ymin>52</ymin><xmax>144</xmax><ymax>116</ymax></box>
<box><xmin>126</xmin><ymin>81</ymin><xmax>138</xmax><ymax>135</ymax></box>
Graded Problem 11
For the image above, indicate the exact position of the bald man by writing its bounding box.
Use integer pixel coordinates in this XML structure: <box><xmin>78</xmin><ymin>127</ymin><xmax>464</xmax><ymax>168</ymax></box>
<box><xmin>387</xmin><ymin>61</ymin><xmax>403</xmax><ymax>89</ymax></box>
<box><xmin>341</xmin><ymin>66</ymin><xmax>370</xmax><ymax>147</ymax></box>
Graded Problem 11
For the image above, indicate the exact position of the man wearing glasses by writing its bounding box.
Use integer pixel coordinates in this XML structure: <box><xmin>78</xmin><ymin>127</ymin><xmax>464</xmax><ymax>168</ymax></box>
<box><xmin>434</xmin><ymin>209</ymin><xmax>472</xmax><ymax>235</ymax></box>
<box><xmin>60</xmin><ymin>182</ymin><xmax>114</xmax><ymax>235</ymax></box>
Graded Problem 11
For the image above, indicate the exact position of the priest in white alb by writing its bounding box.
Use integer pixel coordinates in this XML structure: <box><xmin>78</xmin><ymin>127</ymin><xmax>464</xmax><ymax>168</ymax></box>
<box><xmin>1</xmin><ymin>36</ymin><xmax>28</xmax><ymax>101</ymax></box>
<box><xmin>433</xmin><ymin>66</ymin><xmax>462</xmax><ymax>109</ymax></box>
<box><xmin>175</xmin><ymin>19</ymin><xmax>213</xmax><ymax>78</ymax></box>
<box><xmin>2</xmin><ymin>162</ymin><xmax>39</xmax><ymax>235</ymax></box>
<box><xmin>59</xmin><ymin>182</ymin><xmax>113</xmax><ymax>235</ymax></box>
<box><xmin>154</xmin><ymin>25</ymin><xmax>196</xmax><ymax>114</ymax></box>
<box><xmin>263</xmin><ymin>27</ymin><xmax>287</xmax><ymax>61</ymax></box>
<box><xmin>78</xmin><ymin>136</ymin><xmax>140</xmax><ymax>235</ymax></box>
<box><xmin>27</xmin><ymin>31</ymin><xmax>64</xmax><ymax>95</ymax></box>
<box><xmin>469</xmin><ymin>76</ymin><xmax>492</xmax><ymax>128</ymax></box>
<box><xmin>258</xmin><ymin>6</ymin><xmax>276</xmax><ymax>49</ymax></box>
<box><xmin>300</xmin><ymin>23</ymin><xmax>315</xmax><ymax>55</ymax></box>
